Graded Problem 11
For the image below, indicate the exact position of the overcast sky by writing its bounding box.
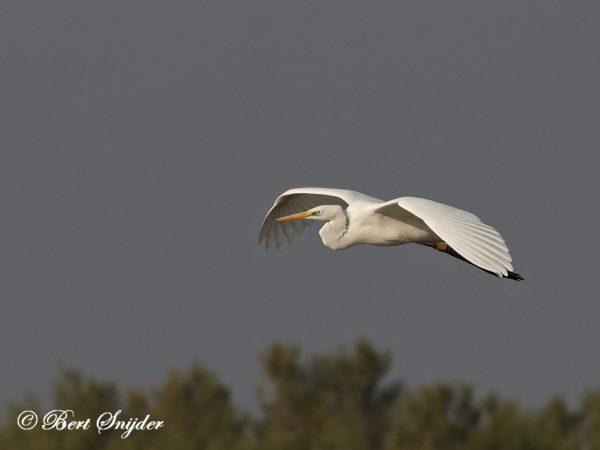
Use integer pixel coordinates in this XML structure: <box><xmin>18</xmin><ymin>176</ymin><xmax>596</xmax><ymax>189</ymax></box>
<box><xmin>1</xmin><ymin>2</ymin><xmax>599</xmax><ymax>413</ymax></box>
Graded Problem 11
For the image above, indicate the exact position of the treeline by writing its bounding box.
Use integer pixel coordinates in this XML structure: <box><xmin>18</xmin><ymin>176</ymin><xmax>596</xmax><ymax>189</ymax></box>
<box><xmin>1</xmin><ymin>339</ymin><xmax>599</xmax><ymax>450</ymax></box>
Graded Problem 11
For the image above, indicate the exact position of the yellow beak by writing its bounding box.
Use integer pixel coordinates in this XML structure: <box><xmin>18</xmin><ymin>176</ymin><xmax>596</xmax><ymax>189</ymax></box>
<box><xmin>276</xmin><ymin>211</ymin><xmax>312</xmax><ymax>222</ymax></box>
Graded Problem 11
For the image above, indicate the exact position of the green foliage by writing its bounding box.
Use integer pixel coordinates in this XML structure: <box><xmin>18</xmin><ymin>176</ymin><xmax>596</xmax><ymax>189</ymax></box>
<box><xmin>256</xmin><ymin>339</ymin><xmax>400</xmax><ymax>450</ymax></box>
<box><xmin>535</xmin><ymin>396</ymin><xmax>580</xmax><ymax>450</ymax></box>
<box><xmin>0</xmin><ymin>366</ymin><xmax>250</xmax><ymax>450</ymax></box>
<box><xmin>468</xmin><ymin>393</ymin><xmax>537</xmax><ymax>450</ymax></box>
<box><xmin>0</xmin><ymin>340</ymin><xmax>598</xmax><ymax>450</ymax></box>
<box><xmin>387</xmin><ymin>383</ymin><xmax>480</xmax><ymax>450</ymax></box>
<box><xmin>582</xmin><ymin>391</ymin><xmax>600</xmax><ymax>450</ymax></box>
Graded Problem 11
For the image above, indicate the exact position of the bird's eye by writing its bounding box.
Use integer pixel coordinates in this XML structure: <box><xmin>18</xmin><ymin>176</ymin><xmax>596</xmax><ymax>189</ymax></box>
<box><xmin>313</xmin><ymin>210</ymin><xmax>321</xmax><ymax>216</ymax></box>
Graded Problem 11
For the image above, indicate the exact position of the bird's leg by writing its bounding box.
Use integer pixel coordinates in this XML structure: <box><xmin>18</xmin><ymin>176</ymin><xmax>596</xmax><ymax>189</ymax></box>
<box><xmin>424</xmin><ymin>240</ymin><xmax>523</xmax><ymax>280</ymax></box>
<box><xmin>423</xmin><ymin>241</ymin><xmax>448</xmax><ymax>252</ymax></box>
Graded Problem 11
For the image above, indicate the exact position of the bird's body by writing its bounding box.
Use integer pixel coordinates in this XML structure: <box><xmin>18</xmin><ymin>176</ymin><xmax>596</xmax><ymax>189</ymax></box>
<box><xmin>259</xmin><ymin>187</ymin><xmax>523</xmax><ymax>280</ymax></box>
<box><xmin>316</xmin><ymin>200</ymin><xmax>432</xmax><ymax>250</ymax></box>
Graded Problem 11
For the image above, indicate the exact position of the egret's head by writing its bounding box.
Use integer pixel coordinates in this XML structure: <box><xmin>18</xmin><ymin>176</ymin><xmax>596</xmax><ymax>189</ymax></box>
<box><xmin>276</xmin><ymin>205</ymin><xmax>343</xmax><ymax>222</ymax></box>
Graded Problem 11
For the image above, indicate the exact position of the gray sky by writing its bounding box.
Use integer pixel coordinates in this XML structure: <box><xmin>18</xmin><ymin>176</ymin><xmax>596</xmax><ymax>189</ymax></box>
<box><xmin>1</xmin><ymin>2</ymin><xmax>599</xmax><ymax>413</ymax></box>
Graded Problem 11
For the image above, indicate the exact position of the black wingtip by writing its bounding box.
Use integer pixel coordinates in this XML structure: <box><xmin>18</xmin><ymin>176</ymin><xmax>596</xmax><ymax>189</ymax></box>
<box><xmin>435</xmin><ymin>243</ymin><xmax>524</xmax><ymax>281</ymax></box>
<box><xmin>504</xmin><ymin>271</ymin><xmax>524</xmax><ymax>281</ymax></box>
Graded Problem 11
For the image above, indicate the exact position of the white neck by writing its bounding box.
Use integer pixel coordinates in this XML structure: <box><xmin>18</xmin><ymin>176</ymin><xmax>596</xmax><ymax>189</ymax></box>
<box><xmin>318</xmin><ymin>210</ymin><xmax>349</xmax><ymax>250</ymax></box>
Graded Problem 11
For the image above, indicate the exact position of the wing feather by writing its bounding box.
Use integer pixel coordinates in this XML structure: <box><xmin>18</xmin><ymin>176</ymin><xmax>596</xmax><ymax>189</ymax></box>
<box><xmin>378</xmin><ymin>197</ymin><xmax>515</xmax><ymax>277</ymax></box>
<box><xmin>450</xmin><ymin>225</ymin><xmax>511</xmax><ymax>257</ymax></box>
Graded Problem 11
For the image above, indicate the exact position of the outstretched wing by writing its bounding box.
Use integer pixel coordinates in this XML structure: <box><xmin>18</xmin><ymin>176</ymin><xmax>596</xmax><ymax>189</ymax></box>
<box><xmin>259</xmin><ymin>187</ymin><xmax>376</xmax><ymax>249</ymax></box>
<box><xmin>376</xmin><ymin>197</ymin><xmax>514</xmax><ymax>277</ymax></box>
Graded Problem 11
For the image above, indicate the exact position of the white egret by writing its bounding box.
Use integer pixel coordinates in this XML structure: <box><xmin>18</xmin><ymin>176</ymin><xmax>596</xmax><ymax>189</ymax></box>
<box><xmin>258</xmin><ymin>187</ymin><xmax>523</xmax><ymax>280</ymax></box>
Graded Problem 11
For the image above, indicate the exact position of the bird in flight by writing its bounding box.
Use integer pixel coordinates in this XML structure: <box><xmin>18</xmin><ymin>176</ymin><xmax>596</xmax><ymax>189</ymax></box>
<box><xmin>259</xmin><ymin>187</ymin><xmax>523</xmax><ymax>280</ymax></box>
